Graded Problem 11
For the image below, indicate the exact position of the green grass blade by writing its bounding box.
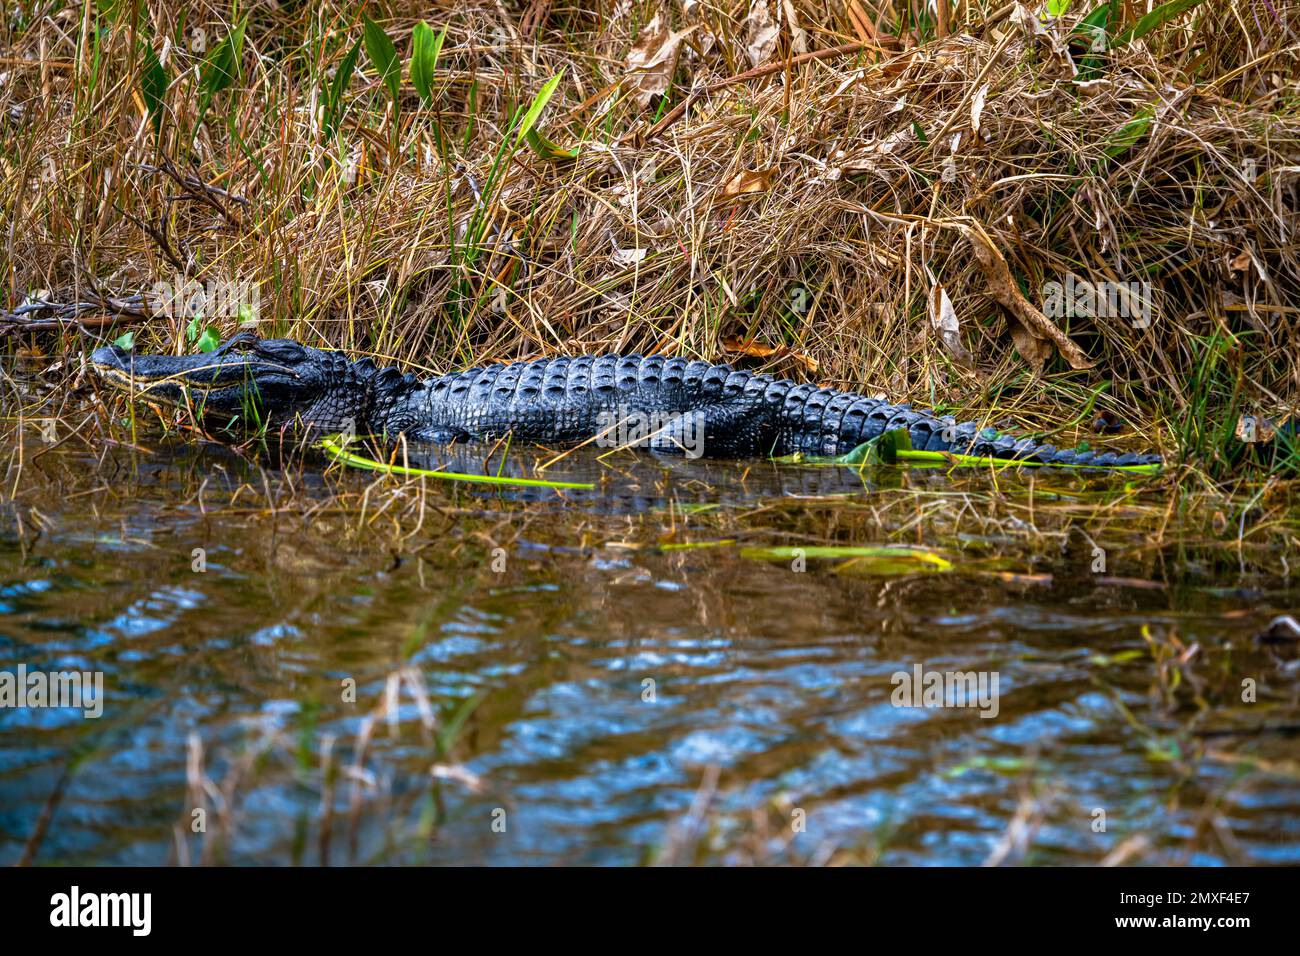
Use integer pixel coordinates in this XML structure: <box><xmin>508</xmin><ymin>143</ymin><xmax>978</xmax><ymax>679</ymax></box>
<box><xmin>525</xmin><ymin>127</ymin><xmax>579</xmax><ymax>161</ymax></box>
<box><xmin>1104</xmin><ymin>105</ymin><xmax>1155</xmax><ymax>157</ymax></box>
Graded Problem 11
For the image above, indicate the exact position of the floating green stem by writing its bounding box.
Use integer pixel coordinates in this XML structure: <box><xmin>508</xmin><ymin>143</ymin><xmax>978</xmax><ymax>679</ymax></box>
<box><xmin>319</xmin><ymin>437</ymin><xmax>594</xmax><ymax>489</ymax></box>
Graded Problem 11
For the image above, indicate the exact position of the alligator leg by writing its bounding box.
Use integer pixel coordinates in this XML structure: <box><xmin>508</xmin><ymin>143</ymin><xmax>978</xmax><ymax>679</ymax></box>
<box><xmin>645</xmin><ymin>404</ymin><xmax>776</xmax><ymax>458</ymax></box>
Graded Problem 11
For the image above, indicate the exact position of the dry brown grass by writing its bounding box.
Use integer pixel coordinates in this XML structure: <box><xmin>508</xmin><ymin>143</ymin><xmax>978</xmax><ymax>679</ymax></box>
<box><xmin>1</xmin><ymin>1</ymin><xmax>1298</xmax><ymax>477</ymax></box>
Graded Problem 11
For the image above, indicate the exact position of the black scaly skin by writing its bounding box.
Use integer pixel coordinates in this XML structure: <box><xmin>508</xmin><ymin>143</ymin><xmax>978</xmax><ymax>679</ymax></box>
<box><xmin>407</xmin><ymin>354</ymin><xmax>1160</xmax><ymax>466</ymax></box>
<box><xmin>89</xmin><ymin>336</ymin><xmax>1161</xmax><ymax>467</ymax></box>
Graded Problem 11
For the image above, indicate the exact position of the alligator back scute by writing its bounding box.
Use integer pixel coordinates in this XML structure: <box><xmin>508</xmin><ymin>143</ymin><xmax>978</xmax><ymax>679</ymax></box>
<box><xmin>566</xmin><ymin>356</ymin><xmax>593</xmax><ymax>396</ymax></box>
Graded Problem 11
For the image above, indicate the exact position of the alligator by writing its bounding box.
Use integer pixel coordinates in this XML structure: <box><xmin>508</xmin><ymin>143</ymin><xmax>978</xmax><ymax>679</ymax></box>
<box><xmin>90</xmin><ymin>331</ymin><xmax>1161</xmax><ymax>467</ymax></box>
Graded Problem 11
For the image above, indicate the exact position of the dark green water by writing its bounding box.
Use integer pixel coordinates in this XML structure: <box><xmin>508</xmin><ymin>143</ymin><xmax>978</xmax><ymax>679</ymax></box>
<box><xmin>2</xmin><ymin>429</ymin><xmax>1298</xmax><ymax>865</ymax></box>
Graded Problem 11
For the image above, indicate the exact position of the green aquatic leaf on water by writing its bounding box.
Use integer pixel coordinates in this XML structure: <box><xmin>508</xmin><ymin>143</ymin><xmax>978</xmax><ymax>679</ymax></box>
<box><xmin>741</xmin><ymin>545</ymin><xmax>954</xmax><ymax>572</ymax></box>
<box><xmin>319</xmin><ymin>436</ymin><xmax>594</xmax><ymax>489</ymax></box>
<box><xmin>1143</xmin><ymin>736</ymin><xmax>1183</xmax><ymax>762</ymax></box>
<box><xmin>799</xmin><ymin>427</ymin><xmax>1162</xmax><ymax>475</ymax></box>
<box><xmin>1087</xmin><ymin>648</ymin><xmax>1148</xmax><ymax>667</ymax></box>
<box><xmin>673</xmin><ymin>502</ymin><xmax>723</xmax><ymax>514</ymax></box>
<box><xmin>945</xmin><ymin>756</ymin><xmax>1029</xmax><ymax>778</ymax></box>
<box><xmin>659</xmin><ymin>539</ymin><xmax>736</xmax><ymax>551</ymax></box>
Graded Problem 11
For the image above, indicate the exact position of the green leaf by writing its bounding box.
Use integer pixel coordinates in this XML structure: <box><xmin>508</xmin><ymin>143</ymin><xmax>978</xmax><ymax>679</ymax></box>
<box><xmin>324</xmin><ymin>40</ymin><xmax>361</xmax><ymax>138</ymax></box>
<box><xmin>197</xmin><ymin>18</ymin><xmax>247</xmax><ymax>123</ymax></box>
<box><xmin>185</xmin><ymin>313</ymin><xmax>203</xmax><ymax>342</ymax></box>
<box><xmin>1071</xmin><ymin>2</ymin><xmax>1112</xmax><ymax>51</ymax></box>
<box><xmin>1070</xmin><ymin>0</ymin><xmax>1113</xmax><ymax>79</ymax></box>
<box><xmin>196</xmin><ymin>326</ymin><xmax>221</xmax><ymax>352</ymax></box>
<box><xmin>1103</xmin><ymin>104</ymin><xmax>1155</xmax><ymax>157</ymax></box>
<box><xmin>95</xmin><ymin>0</ymin><xmax>124</xmax><ymax>21</ymax></box>
<box><xmin>1076</xmin><ymin>1</ymin><xmax>1113</xmax><ymax>38</ymax></box>
<box><xmin>945</xmin><ymin>756</ymin><xmax>1028</xmax><ymax>778</ymax></box>
<box><xmin>514</xmin><ymin>71</ymin><xmax>564</xmax><ymax>146</ymax></box>
<box><xmin>113</xmin><ymin>330</ymin><xmax>135</xmax><ymax>350</ymax></box>
<box><xmin>834</xmin><ymin>428</ymin><xmax>914</xmax><ymax>466</ymax></box>
<box><xmin>524</xmin><ymin>127</ymin><xmax>578</xmax><ymax>162</ymax></box>
<box><xmin>409</xmin><ymin>21</ymin><xmax>447</xmax><ymax>107</ymax></box>
<box><xmin>1046</xmin><ymin>0</ymin><xmax>1072</xmax><ymax>15</ymax></box>
<box><xmin>362</xmin><ymin>14</ymin><xmax>400</xmax><ymax>104</ymax></box>
<box><xmin>1114</xmin><ymin>0</ymin><xmax>1207</xmax><ymax>47</ymax></box>
<box><xmin>139</xmin><ymin>44</ymin><xmax>168</xmax><ymax>138</ymax></box>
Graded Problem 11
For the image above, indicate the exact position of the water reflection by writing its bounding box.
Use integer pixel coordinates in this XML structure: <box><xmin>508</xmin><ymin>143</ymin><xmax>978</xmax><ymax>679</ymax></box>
<box><xmin>0</xmin><ymin>435</ymin><xmax>1297</xmax><ymax>865</ymax></box>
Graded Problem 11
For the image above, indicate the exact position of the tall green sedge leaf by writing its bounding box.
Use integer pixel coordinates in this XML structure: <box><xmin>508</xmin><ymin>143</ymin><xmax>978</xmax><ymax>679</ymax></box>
<box><xmin>514</xmin><ymin>71</ymin><xmax>564</xmax><ymax>146</ymax></box>
<box><xmin>1115</xmin><ymin>0</ymin><xmax>1207</xmax><ymax>47</ymax></box>
<box><xmin>409</xmin><ymin>21</ymin><xmax>447</xmax><ymax>107</ymax></box>
<box><xmin>140</xmin><ymin>44</ymin><xmax>168</xmax><ymax>139</ymax></box>
<box><xmin>324</xmin><ymin>39</ymin><xmax>361</xmax><ymax>138</ymax></box>
<box><xmin>362</xmin><ymin>15</ymin><xmax>400</xmax><ymax>106</ymax></box>
<box><xmin>196</xmin><ymin>18</ymin><xmax>247</xmax><ymax>128</ymax></box>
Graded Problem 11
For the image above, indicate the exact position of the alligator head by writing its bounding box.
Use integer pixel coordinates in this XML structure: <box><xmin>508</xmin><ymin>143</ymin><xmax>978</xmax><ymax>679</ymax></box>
<box><xmin>90</xmin><ymin>331</ymin><xmax>385</xmax><ymax>435</ymax></box>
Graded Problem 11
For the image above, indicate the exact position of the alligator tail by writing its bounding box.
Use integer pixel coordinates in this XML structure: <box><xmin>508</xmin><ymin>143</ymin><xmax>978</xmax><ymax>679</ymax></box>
<box><xmin>829</xmin><ymin>396</ymin><xmax>1161</xmax><ymax>468</ymax></box>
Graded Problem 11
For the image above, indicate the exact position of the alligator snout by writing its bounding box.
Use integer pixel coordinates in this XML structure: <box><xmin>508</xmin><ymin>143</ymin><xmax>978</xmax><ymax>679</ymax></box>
<box><xmin>90</xmin><ymin>343</ymin><xmax>131</xmax><ymax>371</ymax></box>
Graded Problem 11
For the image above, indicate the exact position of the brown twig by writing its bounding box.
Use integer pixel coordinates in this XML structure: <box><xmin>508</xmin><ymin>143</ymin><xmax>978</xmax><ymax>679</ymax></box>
<box><xmin>142</xmin><ymin>156</ymin><xmax>246</xmax><ymax>228</ymax></box>
<box><xmin>640</xmin><ymin>41</ymin><xmax>887</xmax><ymax>144</ymax></box>
<box><xmin>114</xmin><ymin>203</ymin><xmax>187</xmax><ymax>272</ymax></box>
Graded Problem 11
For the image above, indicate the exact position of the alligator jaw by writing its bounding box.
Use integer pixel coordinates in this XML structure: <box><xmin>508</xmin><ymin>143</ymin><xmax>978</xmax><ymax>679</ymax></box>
<box><xmin>88</xmin><ymin>333</ymin><xmax>342</xmax><ymax>428</ymax></box>
<box><xmin>91</xmin><ymin>348</ymin><xmax>237</xmax><ymax>409</ymax></box>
